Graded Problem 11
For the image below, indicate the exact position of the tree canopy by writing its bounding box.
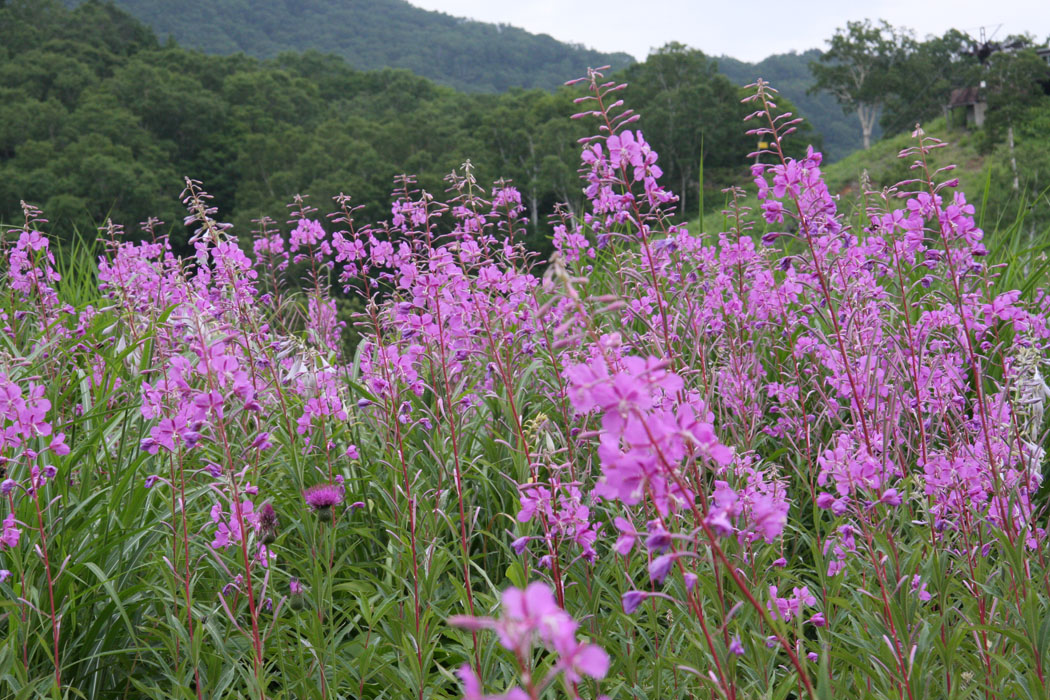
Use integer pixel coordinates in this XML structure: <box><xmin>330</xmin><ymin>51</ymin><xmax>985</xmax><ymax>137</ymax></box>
<box><xmin>810</xmin><ymin>19</ymin><xmax>914</xmax><ymax>150</ymax></box>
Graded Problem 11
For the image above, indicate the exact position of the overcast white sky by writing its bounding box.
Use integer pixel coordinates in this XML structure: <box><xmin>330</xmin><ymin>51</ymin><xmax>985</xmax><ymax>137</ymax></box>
<box><xmin>409</xmin><ymin>0</ymin><xmax>1050</xmax><ymax>63</ymax></box>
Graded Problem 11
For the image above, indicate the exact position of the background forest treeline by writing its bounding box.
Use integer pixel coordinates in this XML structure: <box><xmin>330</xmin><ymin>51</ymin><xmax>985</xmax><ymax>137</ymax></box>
<box><xmin>4</xmin><ymin>0</ymin><xmax>1049</xmax><ymax>252</ymax></box>
<box><xmin>64</xmin><ymin>0</ymin><xmax>870</xmax><ymax>156</ymax></box>
<box><xmin>1</xmin><ymin>0</ymin><xmax>817</xmax><ymax>251</ymax></box>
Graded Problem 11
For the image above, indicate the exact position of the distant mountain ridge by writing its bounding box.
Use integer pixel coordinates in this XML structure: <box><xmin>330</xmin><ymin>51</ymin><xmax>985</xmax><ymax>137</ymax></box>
<box><xmin>716</xmin><ymin>49</ymin><xmax>871</xmax><ymax>161</ymax></box>
<box><xmin>65</xmin><ymin>0</ymin><xmax>634</xmax><ymax>93</ymax></box>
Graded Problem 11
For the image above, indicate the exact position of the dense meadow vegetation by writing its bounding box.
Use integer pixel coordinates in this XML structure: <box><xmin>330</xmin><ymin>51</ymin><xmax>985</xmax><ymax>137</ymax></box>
<box><xmin>3</xmin><ymin>38</ymin><xmax>1050</xmax><ymax>698</ymax></box>
<box><xmin>6</xmin><ymin>2</ymin><xmax>1050</xmax><ymax>699</ymax></box>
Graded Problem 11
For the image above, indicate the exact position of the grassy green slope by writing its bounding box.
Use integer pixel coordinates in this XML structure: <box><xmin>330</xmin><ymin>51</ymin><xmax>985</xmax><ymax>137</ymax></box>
<box><xmin>691</xmin><ymin>111</ymin><xmax>1050</xmax><ymax>245</ymax></box>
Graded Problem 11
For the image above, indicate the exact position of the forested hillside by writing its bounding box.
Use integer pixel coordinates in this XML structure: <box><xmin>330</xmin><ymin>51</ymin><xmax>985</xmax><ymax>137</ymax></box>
<box><xmin>63</xmin><ymin>0</ymin><xmax>634</xmax><ymax>93</ymax></box>
<box><xmin>62</xmin><ymin>0</ymin><xmax>883</xmax><ymax>161</ymax></box>
<box><xmin>65</xmin><ymin>0</ymin><xmax>862</xmax><ymax>158</ymax></box>
<box><xmin>1</xmin><ymin>1</ymin><xmax>814</xmax><ymax>250</ymax></box>
<box><xmin>15</xmin><ymin>1</ymin><xmax>1040</xmax><ymax>253</ymax></box>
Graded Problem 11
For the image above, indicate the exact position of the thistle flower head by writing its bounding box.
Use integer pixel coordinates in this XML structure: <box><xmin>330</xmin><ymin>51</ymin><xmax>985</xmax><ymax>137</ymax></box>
<box><xmin>304</xmin><ymin>483</ymin><xmax>343</xmax><ymax>516</ymax></box>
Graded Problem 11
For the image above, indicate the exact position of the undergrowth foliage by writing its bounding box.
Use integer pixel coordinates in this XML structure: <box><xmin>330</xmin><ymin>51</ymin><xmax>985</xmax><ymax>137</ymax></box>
<box><xmin>1</xmin><ymin>69</ymin><xmax>1050</xmax><ymax>700</ymax></box>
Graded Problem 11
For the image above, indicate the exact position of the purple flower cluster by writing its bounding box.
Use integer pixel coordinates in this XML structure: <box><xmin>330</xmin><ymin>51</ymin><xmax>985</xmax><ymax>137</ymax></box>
<box><xmin>515</xmin><ymin>476</ymin><xmax>601</xmax><ymax>564</ymax></box>
<box><xmin>452</xmin><ymin>582</ymin><xmax>609</xmax><ymax>698</ymax></box>
<box><xmin>303</xmin><ymin>483</ymin><xmax>343</xmax><ymax>515</ymax></box>
<box><xmin>566</xmin><ymin>355</ymin><xmax>731</xmax><ymax>515</ymax></box>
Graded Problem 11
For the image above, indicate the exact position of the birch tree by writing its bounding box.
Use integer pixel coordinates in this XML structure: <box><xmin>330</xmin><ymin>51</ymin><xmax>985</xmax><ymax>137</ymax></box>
<box><xmin>810</xmin><ymin>20</ymin><xmax>913</xmax><ymax>149</ymax></box>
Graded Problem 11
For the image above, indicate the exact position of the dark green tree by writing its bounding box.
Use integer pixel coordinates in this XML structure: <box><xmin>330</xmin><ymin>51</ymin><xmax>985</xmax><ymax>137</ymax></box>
<box><xmin>980</xmin><ymin>43</ymin><xmax>1050</xmax><ymax>190</ymax></box>
<box><xmin>622</xmin><ymin>43</ymin><xmax>750</xmax><ymax>217</ymax></box>
<box><xmin>810</xmin><ymin>19</ymin><xmax>913</xmax><ymax>149</ymax></box>
<box><xmin>879</xmin><ymin>29</ymin><xmax>977</xmax><ymax>136</ymax></box>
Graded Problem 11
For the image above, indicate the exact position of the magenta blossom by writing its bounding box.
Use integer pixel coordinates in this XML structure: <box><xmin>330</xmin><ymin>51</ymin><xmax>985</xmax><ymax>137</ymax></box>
<box><xmin>304</xmin><ymin>483</ymin><xmax>343</xmax><ymax>515</ymax></box>
<box><xmin>289</xmin><ymin>577</ymin><xmax>307</xmax><ymax>611</ymax></box>
<box><xmin>1</xmin><ymin>513</ymin><xmax>20</xmax><ymax>549</ymax></box>
<box><xmin>729</xmin><ymin>636</ymin><xmax>745</xmax><ymax>656</ymax></box>
<box><xmin>451</xmin><ymin>582</ymin><xmax>609</xmax><ymax>694</ymax></box>
<box><xmin>456</xmin><ymin>665</ymin><xmax>528</xmax><ymax>700</ymax></box>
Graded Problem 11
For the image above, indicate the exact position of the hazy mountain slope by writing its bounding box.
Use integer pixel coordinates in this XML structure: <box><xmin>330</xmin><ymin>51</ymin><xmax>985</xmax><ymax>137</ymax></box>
<box><xmin>66</xmin><ymin>0</ymin><xmax>633</xmax><ymax>92</ymax></box>
<box><xmin>67</xmin><ymin>1</ymin><xmax>865</xmax><ymax>159</ymax></box>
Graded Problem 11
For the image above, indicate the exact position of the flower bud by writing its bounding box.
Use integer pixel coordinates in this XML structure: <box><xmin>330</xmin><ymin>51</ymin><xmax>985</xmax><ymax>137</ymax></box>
<box><xmin>257</xmin><ymin>502</ymin><xmax>278</xmax><ymax>545</ymax></box>
<box><xmin>289</xmin><ymin>578</ymin><xmax>307</xmax><ymax>611</ymax></box>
